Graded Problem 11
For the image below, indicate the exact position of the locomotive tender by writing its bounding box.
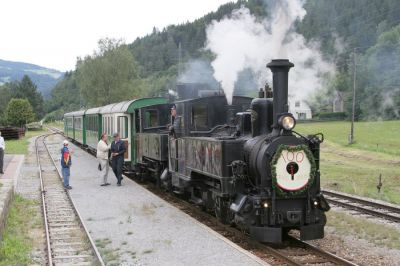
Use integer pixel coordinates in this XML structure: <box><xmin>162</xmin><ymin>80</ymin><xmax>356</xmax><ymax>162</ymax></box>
<box><xmin>64</xmin><ymin>59</ymin><xmax>330</xmax><ymax>243</ymax></box>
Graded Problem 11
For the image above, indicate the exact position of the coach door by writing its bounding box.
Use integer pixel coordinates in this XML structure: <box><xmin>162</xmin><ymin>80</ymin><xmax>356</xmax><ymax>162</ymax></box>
<box><xmin>117</xmin><ymin>115</ymin><xmax>131</xmax><ymax>161</ymax></box>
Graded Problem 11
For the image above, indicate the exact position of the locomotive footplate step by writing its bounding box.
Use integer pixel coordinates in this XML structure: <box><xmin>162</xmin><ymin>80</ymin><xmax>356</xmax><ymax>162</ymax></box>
<box><xmin>46</xmin><ymin>134</ymin><xmax>268</xmax><ymax>266</ymax></box>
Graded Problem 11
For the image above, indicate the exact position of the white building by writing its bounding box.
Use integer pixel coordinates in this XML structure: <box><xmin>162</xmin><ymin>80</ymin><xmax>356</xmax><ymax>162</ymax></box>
<box><xmin>288</xmin><ymin>99</ymin><xmax>312</xmax><ymax>120</ymax></box>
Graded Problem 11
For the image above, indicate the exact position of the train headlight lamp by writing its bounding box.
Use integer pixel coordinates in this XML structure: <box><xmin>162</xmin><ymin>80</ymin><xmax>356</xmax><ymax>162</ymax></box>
<box><xmin>263</xmin><ymin>202</ymin><xmax>269</xmax><ymax>208</ymax></box>
<box><xmin>279</xmin><ymin>115</ymin><xmax>296</xmax><ymax>130</ymax></box>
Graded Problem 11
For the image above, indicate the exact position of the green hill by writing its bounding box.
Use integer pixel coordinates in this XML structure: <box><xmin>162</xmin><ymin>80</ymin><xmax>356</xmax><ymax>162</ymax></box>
<box><xmin>0</xmin><ymin>59</ymin><xmax>63</xmax><ymax>98</ymax></box>
<box><xmin>47</xmin><ymin>0</ymin><xmax>400</xmax><ymax>120</ymax></box>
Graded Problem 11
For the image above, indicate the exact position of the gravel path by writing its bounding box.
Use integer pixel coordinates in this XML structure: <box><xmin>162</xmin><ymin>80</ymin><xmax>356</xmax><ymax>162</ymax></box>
<box><xmin>2</xmin><ymin>155</ymin><xmax>13</xmax><ymax>171</ymax></box>
<box><xmin>46</xmin><ymin>134</ymin><xmax>266</xmax><ymax>266</ymax></box>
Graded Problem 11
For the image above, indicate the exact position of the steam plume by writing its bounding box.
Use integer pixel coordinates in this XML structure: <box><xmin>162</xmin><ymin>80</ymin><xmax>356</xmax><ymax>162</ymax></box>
<box><xmin>205</xmin><ymin>0</ymin><xmax>334</xmax><ymax>104</ymax></box>
<box><xmin>178</xmin><ymin>59</ymin><xmax>219</xmax><ymax>88</ymax></box>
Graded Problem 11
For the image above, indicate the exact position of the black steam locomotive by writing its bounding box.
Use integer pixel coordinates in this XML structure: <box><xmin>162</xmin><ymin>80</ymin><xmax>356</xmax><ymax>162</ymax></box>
<box><xmin>135</xmin><ymin>59</ymin><xmax>330</xmax><ymax>243</ymax></box>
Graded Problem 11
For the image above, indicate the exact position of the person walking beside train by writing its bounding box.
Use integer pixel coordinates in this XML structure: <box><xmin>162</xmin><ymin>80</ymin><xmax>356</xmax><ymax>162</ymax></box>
<box><xmin>97</xmin><ymin>133</ymin><xmax>111</xmax><ymax>186</ymax></box>
<box><xmin>61</xmin><ymin>140</ymin><xmax>72</xmax><ymax>189</ymax></box>
<box><xmin>0</xmin><ymin>131</ymin><xmax>5</xmax><ymax>174</ymax></box>
<box><xmin>111</xmin><ymin>132</ymin><xmax>126</xmax><ymax>186</ymax></box>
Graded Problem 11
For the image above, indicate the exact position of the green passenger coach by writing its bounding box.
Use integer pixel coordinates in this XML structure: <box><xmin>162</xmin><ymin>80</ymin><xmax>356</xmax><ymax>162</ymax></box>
<box><xmin>99</xmin><ymin>97</ymin><xmax>167</xmax><ymax>168</ymax></box>
<box><xmin>85</xmin><ymin>107</ymin><xmax>102</xmax><ymax>150</ymax></box>
<box><xmin>64</xmin><ymin>112</ymin><xmax>74</xmax><ymax>139</ymax></box>
<box><xmin>63</xmin><ymin>97</ymin><xmax>168</xmax><ymax>170</ymax></box>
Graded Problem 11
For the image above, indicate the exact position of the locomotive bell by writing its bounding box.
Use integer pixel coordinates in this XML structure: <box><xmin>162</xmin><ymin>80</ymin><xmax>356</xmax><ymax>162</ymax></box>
<box><xmin>266</xmin><ymin>59</ymin><xmax>294</xmax><ymax>132</ymax></box>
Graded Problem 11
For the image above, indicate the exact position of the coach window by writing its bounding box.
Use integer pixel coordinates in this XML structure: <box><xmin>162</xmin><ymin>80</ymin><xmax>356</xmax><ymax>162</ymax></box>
<box><xmin>74</xmin><ymin>117</ymin><xmax>82</xmax><ymax>129</ymax></box>
<box><xmin>144</xmin><ymin>110</ymin><xmax>158</xmax><ymax>128</ymax></box>
<box><xmin>106</xmin><ymin>117</ymin><xmax>109</xmax><ymax>134</ymax></box>
<box><xmin>111</xmin><ymin>117</ymin><xmax>114</xmax><ymax>135</ymax></box>
<box><xmin>191</xmin><ymin>104</ymin><xmax>208</xmax><ymax>130</ymax></box>
<box><xmin>67</xmin><ymin>118</ymin><xmax>73</xmax><ymax>128</ymax></box>
<box><xmin>118</xmin><ymin>116</ymin><xmax>128</xmax><ymax>138</ymax></box>
<box><xmin>106</xmin><ymin>117</ymin><xmax>111</xmax><ymax>135</ymax></box>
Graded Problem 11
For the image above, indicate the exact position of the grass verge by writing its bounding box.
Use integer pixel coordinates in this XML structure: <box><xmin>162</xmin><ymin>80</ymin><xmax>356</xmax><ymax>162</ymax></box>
<box><xmin>297</xmin><ymin>120</ymin><xmax>400</xmax><ymax>156</ymax></box>
<box><xmin>297</xmin><ymin>121</ymin><xmax>400</xmax><ymax>204</ymax></box>
<box><xmin>94</xmin><ymin>238</ymin><xmax>120</xmax><ymax>265</ymax></box>
<box><xmin>5</xmin><ymin>129</ymin><xmax>48</xmax><ymax>155</ymax></box>
<box><xmin>0</xmin><ymin>195</ymin><xmax>38</xmax><ymax>266</ymax></box>
<box><xmin>327</xmin><ymin>210</ymin><xmax>400</xmax><ymax>250</ymax></box>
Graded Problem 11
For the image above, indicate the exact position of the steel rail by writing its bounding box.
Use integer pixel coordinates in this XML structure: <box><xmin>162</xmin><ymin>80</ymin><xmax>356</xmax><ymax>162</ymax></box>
<box><xmin>323</xmin><ymin>190</ymin><xmax>400</xmax><ymax>223</ymax></box>
<box><xmin>43</xmin><ymin>131</ymin><xmax>105</xmax><ymax>266</ymax></box>
<box><xmin>35</xmin><ymin>134</ymin><xmax>53</xmax><ymax>266</ymax></box>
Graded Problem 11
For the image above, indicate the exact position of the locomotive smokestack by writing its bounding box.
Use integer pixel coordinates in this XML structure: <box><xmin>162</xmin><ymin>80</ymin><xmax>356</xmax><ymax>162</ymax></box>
<box><xmin>267</xmin><ymin>59</ymin><xmax>294</xmax><ymax>129</ymax></box>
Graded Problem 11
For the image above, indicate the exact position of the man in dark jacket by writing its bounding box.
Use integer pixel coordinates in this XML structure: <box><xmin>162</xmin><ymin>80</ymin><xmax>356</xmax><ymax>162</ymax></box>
<box><xmin>61</xmin><ymin>140</ymin><xmax>72</xmax><ymax>189</ymax></box>
<box><xmin>111</xmin><ymin>132</ymin><xmax>126</xmax><ymax>186</ymax></box>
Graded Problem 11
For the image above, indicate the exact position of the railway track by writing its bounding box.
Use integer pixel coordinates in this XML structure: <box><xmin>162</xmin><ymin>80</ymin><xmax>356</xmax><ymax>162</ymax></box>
<box><xmin>323</xmin><ymin>190</ymin><xmax>400</xmax><ymax>223</ymax></box>
<box><xmin>50</xmin><ymin>128</ymin><xmax>357</xmax><ymax>265</ymax></box>
<box><xmin>36</xmin><ymin>133</ymin><xmax>105</xmax><ymax>266</ymax></box>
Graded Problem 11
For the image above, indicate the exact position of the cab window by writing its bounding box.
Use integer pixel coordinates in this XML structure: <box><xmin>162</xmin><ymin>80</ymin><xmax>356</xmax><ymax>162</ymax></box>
<box><xmin>191</xmin><ymin>104</ymin><xmax>208</xmax><ymax>130</ymax></box>
<box><xmin>144</xmin><ymin>110</ymin><xmax>159</xmax><ymax>128</ymax></box>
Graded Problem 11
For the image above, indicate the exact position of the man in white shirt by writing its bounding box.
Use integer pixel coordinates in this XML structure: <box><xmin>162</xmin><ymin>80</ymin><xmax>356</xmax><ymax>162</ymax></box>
<box><xmin>96</xmin><ymin>133</ymin><xmax>111</xmax><ymax>186</ymax></box>
<box><xmin>0</xmin><ymin>131</ymin><xmax>5</xmax><ymax>174</ymax></box>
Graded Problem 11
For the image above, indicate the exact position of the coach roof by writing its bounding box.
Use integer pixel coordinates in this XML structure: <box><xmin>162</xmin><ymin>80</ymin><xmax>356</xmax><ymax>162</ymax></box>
<box><xmin>85</xmin><ymin>107</ymin><xmax>102</xmax><ymax>115</ymax></box>
<box><xmin>64</xmin><ymin>110</ymin><xmax>86</xmax><ymax>118</ymax></box>
<box><xmin>99</xmin><ymin>97</ymin><xmax>167</xmax><ymax>114</ymax></box>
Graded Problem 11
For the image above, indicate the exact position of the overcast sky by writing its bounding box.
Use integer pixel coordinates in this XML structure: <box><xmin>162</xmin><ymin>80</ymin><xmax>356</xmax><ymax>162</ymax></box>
<box><xmin>0</xmin><ymin>0</ymin><xmax>232</xmax><ymax>71</ymax></box>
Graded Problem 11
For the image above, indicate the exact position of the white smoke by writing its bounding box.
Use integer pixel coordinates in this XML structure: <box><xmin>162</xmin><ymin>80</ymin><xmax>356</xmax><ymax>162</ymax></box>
<box><xmin>178</xmin><ymin>59</ymin><xmax>219</xmax><ymax>88</ymax></box>
<box><xmin>205</xmin><ymin>0</ymin><xmax>334</xmax><ymax>104</ymax></box>
<box><xmin>382</xmin><ymin>89</ymin><xmax>400</xmax><ymax>118</ymax></box>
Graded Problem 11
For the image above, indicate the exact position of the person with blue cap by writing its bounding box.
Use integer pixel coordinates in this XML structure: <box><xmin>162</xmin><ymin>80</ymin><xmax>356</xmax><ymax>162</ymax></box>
<box><xmin>61</xmin><ymin>140</ymin><xmax>72</xmax><ymax>189</ymax></box>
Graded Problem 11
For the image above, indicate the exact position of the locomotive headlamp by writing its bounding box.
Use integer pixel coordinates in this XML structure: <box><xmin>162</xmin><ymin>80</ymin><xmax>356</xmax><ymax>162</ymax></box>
<box><xmin>279</xmin><ymin>115</ymin><xmax>296</xmax><ymax>130</ymax></box>
<box><xmin>263</xmin><ymin>202</ymin><xmax>269</xmax><ymax>208</ymax></box>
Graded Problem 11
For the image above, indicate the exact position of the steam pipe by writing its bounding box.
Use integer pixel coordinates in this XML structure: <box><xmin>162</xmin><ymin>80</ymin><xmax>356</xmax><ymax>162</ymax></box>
<box><xmin>266</xmin><ymin>59</ymin><xmax>294</xmax><ymax>129</ymax></box>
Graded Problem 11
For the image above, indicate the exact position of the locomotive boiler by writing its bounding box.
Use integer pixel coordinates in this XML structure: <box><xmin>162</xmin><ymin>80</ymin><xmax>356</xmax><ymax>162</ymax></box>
<box><xmin>162</xmin><ymin>59</ymin><xmax>330</xmax><ymax>243</ymax></box>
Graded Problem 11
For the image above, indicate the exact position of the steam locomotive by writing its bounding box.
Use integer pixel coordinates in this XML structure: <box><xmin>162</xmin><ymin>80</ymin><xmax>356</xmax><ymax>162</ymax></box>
<box><xmin>134</xmin><ymin>59</ymin><xmax>330</xmax><ymax>243</ymax></box>
<box><xmin>64</xmin><ymin>59</ymin><xmax>330</xmax><ymax>243</ymax></box>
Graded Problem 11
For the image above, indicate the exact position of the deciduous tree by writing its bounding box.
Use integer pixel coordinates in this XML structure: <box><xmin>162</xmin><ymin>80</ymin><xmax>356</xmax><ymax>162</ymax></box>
<box><xmin>6</xmin><ymin>98</ymin><xmax>35</xmax><ymax>127</ymax></box>
<box><xmin>77</xmin><ymin>38</ymin><xmax>143</xmax><ymax>106</ymax></box>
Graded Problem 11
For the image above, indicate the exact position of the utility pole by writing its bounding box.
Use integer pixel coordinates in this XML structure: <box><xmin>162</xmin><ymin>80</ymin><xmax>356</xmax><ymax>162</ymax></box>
<box><xmin>349</xmin><ymin>48</ymin><xmax>357</xmax><ymax>144</ymax></box>
<box><xmin>178</xmin><ymin>42</ymin><xmax>182</xmax><ymax>77</ymax></box>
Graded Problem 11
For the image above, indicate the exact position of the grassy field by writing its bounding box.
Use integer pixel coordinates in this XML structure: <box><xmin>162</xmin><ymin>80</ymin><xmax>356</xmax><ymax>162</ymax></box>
<box><xmin>4</xmin><ymin>129</ymin><xmax>48</xmax><ymax>154</ymax></box>
<box><xmin>297</xmin><ymin>120</ymin><xmax>400</xmax><ymax>204</ymax></box>
<box><xmin>327</xmin><ymin>210</ymin><xmax>400</xmax><ymax>249</ymax></box>
<box><xmin>297</xmin><ymin>120</ymin><xmax>400</xmax><ymax>156</ymax></box>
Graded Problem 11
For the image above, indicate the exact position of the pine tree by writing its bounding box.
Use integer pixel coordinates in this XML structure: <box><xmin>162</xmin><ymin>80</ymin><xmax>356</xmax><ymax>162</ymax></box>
<box><xmin>13</xmin><ymin>75</ymin><xmax>44</xmax><ymax>119</ymax></box>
